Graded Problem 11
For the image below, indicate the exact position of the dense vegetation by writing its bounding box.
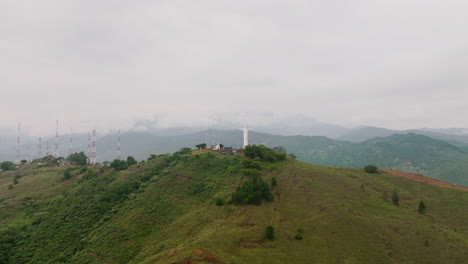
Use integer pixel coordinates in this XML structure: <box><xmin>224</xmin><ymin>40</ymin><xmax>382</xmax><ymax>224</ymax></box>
<box><xmin>0</xmin><ymin>146</ymin><xmax>466</xmax><ymax>264</ymax></box>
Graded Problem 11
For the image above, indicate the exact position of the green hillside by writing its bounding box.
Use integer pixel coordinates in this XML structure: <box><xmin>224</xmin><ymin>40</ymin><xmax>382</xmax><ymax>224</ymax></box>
<box><xmin>287</xmin><ymin>133</ymin><xmax>468</xmax><ymax>187</ymax></box>
<box><xmin>1</xmin><ymin>150</ymin><xmax>467</xmax><ymax>264</ymax></box>
<box><xmin>91</xmin><ymin>130</ymin><xmax>468</xmax><ymax>187</ymax></box>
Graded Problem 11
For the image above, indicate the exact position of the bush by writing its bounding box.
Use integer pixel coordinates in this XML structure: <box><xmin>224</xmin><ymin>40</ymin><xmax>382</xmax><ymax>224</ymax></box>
<box><xmin>294</xmin><ymin>233</ymin><xmax>303</xmax><ymax>240</ymax></box>
<box><xmin>110</xmin><ymin>159</ymin><xmax>128</xmax><ymax>170</ymax></box>
<box><xmin>231</xmin><ymin>175</ymin><xmax>273</xmax><ymax>205</ymax></box>
<box><xmin>67</xmin><ymin>152</ymin><xmax>87</xmax><ymax>166</ymax></box>
<box><xmin>244</xmin><ymin>145</ymin><xmax>286</xmax><ymax>162</ymax></box>
<box><xmin>0</xmin><ymin>161</ymin><xmax>15</xmax><ymax>171</ymax></box>
<box><xmin>215</xmin><ymin>198</ymin><xmax>224</xmax><ymax>206</ymax></box>
<box><xmin>265</xmin><ymin>226</ymin><xmax>275</xmax><ymax>240</ymax></box>
<box><xmin>241</xmin><ymin>159</ymin><xmax>262</xmax><ymax>170</ymax></box>
<box><xmin>364</xmin><ymin>165</ymin><xmax>378</xmax><ymax>173</ymax></box>
<box><xmin>126</xmin><ymin>156</ymin><xmax>137</xmax><ymax>167</ymax></box>
<box><xmin>392</xmin><ymin>190</ymin><xmax>400</xmax><ymax>206</ymax></box>
<box><xmin>418</xmin><ymin>201</ymin><xmax>426</xmax><ymax>214</ymax></box>
<box><xmin>271</xmin><ymin>177</ymin><xmax>277</xmax><ymax>187</ymax></box>
<box><xmin>63</xmin><ymin>171</ymin><xmax>72</xmax><ymax>180</ymax></box>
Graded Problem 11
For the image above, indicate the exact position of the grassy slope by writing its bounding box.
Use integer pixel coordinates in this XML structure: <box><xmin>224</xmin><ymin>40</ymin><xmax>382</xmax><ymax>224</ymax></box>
<box><xmin>0</xmin><ymin>154</ymin><xmax>467</xmax><ymax>264</ymax></box>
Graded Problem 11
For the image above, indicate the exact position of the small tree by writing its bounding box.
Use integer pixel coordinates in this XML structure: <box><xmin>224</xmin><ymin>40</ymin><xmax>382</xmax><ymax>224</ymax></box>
<box><xmin>67</xmin><ymin>152</ymin><xmax>88</xmax><ymax>166</ymax></box>
<box><xmin>126</xmin><ymin>156</ymin><xmax>137</xmax><ymax>167</ymax></box>
<box><xmin>0</xmin><ymin>161</ymin><xmax>15</xmax><ymax>171</ymax></box>
<box><xmin>195</xmin><ymin>143</ymin><xmax>207</xmax><ymax>149</ymax></box>
<box><xmin>392</xmin><ymin>190</ymin><xmax>400</xmax><ymax>206</ymax></box>
<box><xmin>20</xmin><ymin>160</ymin><xmax>27</xmax><ymax>164</ymax></box>
<box><xmin>287</xmin><ymin>153</ymin><xmax>297</xmax><ymax>160</ymax></box>
<box><xmin>110</xmin><ymin>159</ymin><xmax>128</xmax><ymax>170</ymax></box>
<box><xmin>265</xmin><ymin>226</ymin><xmax>275</xmax><ymax>240</ymax></box>
<box><xmin>418</xmin><ymin>201</ymin><xmax>426</xmax><ymax>214</ymax></box>
<box><xmin>364</xmin><ymin>165</ymin><xmax>378</xmax><ymax>173</ymax></box>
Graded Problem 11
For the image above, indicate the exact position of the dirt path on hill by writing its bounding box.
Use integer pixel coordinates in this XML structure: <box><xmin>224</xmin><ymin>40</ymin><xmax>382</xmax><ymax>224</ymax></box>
<box><xmin>382</xmin><ymin>170</ymin><xmax>468</xmax><ymax>191</ymax></box>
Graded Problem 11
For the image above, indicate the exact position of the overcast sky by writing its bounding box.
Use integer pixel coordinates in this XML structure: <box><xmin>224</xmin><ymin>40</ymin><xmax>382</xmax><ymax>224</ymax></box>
<box><xmin>1</xmin><ymin>0</ymin><xmax>468</xmax><ymax>135</ymax></box>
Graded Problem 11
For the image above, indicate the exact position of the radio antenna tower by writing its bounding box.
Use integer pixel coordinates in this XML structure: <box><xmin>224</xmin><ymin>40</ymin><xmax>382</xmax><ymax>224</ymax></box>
<box><xmin>54</xmin><ymin>120</ymin><xmax>59</xmax><ymax>158</ymax></box>
<box><xmin>91</xmin><ymin>130</ymin><xmax>96</xmax><ymax>164</ymax></box>
<box><xmin>69</xmin><ymin>127</ymin><xmax>73</xmax><ymax>156</ymax></box>
<box><xmin>46</xmin><ymin>140</ymin><xmax>50</xmax><ymax>156</ymax></box>
<box><xmin>117</xmin><ymin>129</ymin><xmax>121</xmax><ymax>160</ymax></box>
<box><xmin>27</xmin><ymin>137</ymin><xmax>30</xmax><ymax>162</ymax></box>
<box><xmin>16</xmin><ymin>123</ymin><xmax>20</xmax><ymax>164</ymax></box>
<box><xmin>87</xmin><ymin>133</ymin><xmax>91</xmax><ymax>165</ymax></box>
<box><xmin>37</xmin><ymin>137</ymin><xmax>42</xmax><ymax>159</ymax></box>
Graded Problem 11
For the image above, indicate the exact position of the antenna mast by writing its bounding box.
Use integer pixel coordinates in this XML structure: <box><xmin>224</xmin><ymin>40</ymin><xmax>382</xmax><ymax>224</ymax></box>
<box><xmin>37</xmin><ymin>137</ymin><xmax>42</xmax><ymax>159</ymax></box>
<box><xmin>69</xmin><ymin>127</ymin><xmax>73</xmax><ymax>156</ymax></box>
<box><xmin>91</xmin><ymin>130</ymin><xmax>96</xmax><ymax>164</ymax></box>
<box><xmin>87</xmin><ymin>133</ymin><xmax>91</xmax><ymax>165</ymax></box>
<box><xmin>117</xmin><ymin>129</ymin><xmax>121</xmax><ymax>160</ymax></box>
<box><xmin>27</xmin><ymin>137</ymin><xmax>30</xmax><ymax>162</ymax></box>
<box><xmin>16</xmin><ymin>123</ymin><xmax>20</xmax><ymax>164</ymax></box>
<box><xmin>46</xmin><ymin>139</ymin><xmax>50</xmax><ymax>156</ymax></box>
<box><xmin>54</xmin><ymin>120</ymin><xmax>59</xmax><ymax>158</ymax></box>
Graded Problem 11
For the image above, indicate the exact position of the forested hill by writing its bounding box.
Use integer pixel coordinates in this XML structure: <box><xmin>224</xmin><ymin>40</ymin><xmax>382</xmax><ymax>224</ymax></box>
<box><xmin>0</xmin><ymin>148</ymin><xmax>467</xmax><ymax>263</ymax></box>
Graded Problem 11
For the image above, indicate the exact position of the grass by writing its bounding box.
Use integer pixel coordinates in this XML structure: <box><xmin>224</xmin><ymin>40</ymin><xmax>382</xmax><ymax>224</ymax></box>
<box><xmin>0</xmin><ymin>152</ymin><xmax>466</xmax><ymax>264</ymax></box>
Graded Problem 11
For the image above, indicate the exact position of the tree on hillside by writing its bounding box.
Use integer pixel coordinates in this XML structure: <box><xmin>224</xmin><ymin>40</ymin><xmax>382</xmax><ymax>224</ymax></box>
<box><xmin>67</xmin><ymin>152</ymin><xmax>88</xmax><ymax>166</ymax></box>
<box><xmin>364</xmin><ymin>165</ymin><xmax>378</xmax><ymax>173</ymax></box>
<box><xmin>20</xmin><ymin>160</ymin><xmax>27</xmax><ymax>164</ymax></box>
<box><xmin>265</xmin><ymin>226</ymin><xmax>275</xmax><ymax>240</ymax></box>
<box><xmin>0</xmin><ymin>161</ymin><xmax>15</xmax><ymax>171</ymax></box>
<box><xmin>231</xmin><ymin>175</ymin><xmax>273</xmax><ymax>205</ymax></box>
<box><xmin>418</xmin><ymin>201</ymin><xmax>426</xmax><ymax>214</ymax></box>
<box><xmin>244</xmin><ymin>145</ymin><xmax>286</xmax><ymax>162</ymax></box>
<box><xmin>110</xmin><ymin>159</ymin><xmax>128</xmax><ymax>170</ymax></box>
<box><xmin>392</xmin><ymin>190</ymin><xmax>400</xmax><ymax>206</ymax></box>
<box><xmin>196</xmin><ymin>143</ymin><xmax>207</xmax><ymax>149</ymax></box>
<box><xmin>126</xmin><ymin>156</ymin><xmax>137</xmax><ymax>167</ymax></box>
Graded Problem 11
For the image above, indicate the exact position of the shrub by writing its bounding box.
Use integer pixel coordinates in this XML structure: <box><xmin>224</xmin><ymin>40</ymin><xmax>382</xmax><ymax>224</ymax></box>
<box><xmin>271</xmin><ymin>177</ymin><xmax>277</xmax><ymax>187</ymax></box>
<box><xmin>244</xmin><ymin>145</ymin><xmax>286</xmax><ymax>162</ymax></box>
<box><xmin>63</xmin><ymin>171</ymin><xmax>72</xmax><ymax>180</ymax></box>
<box><xmin>364</xmin><ymin>165</ymin><xmax>378</xmax><ymax>173</ymax></box>
<box><xmin>0</xmin><ymin>161</ymin><xmax>15</xmax><ymax>171</ymax></box>
<box><xmin>418</xmin><ymin>201</ymin><xmax>426</xmax><ymax>214</ymax></box>
<box><xmin>126</xmin><ymin>156</ymin><xmax>137</xmax><ymax>167</ymax></box>
<box><xmin>241</xmin><ymin>159</ymin><xmax>262</xmax><ymax>170</ymax></box>
<box><xmin>215</xmin><ymin>198</ymin><xmax>224</xmax><ymax>206</ymax></box>
<box><xmin>110</xmin><ymin>159</ymin><xmax>128</xmax><ymax>170</ymax></box>
<box><xmin>231</xmin><ymin>175</ymin><xmax>273</xmax><ymax>205</ymax></box>
<box><xmin>294</xmin><ymin>233</ymin><xmax>303</xmax><ymax>240</ymax></box>
<box><xmin>265</xmin><ymin>226</ymin><xmax>275</xmax><ymax>240</ymax></box>
<box><xmin>392</xmin><ymin>190</ymin><xmax>400</xmax><ymax>206</ymax></box>
<box><xmin>67</xmin><ymin>152</ymin><xmax>87</xmax><ymax>165</ymax></box>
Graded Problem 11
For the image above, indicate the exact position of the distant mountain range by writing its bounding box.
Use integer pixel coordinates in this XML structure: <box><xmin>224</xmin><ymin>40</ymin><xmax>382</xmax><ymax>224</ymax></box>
<box><xmin>2</xmin><ymin>123</ymin><xmax>468</xmax><ymax>186</ymax></box>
